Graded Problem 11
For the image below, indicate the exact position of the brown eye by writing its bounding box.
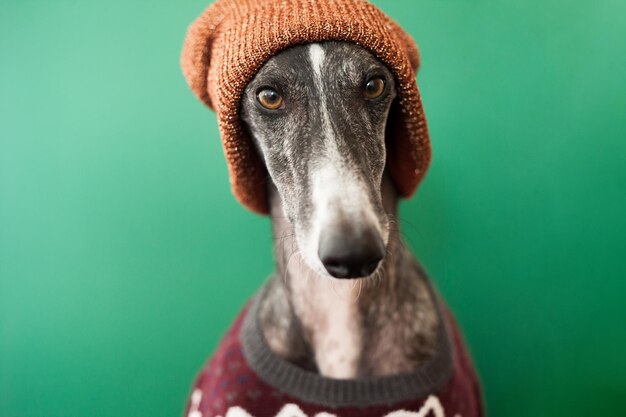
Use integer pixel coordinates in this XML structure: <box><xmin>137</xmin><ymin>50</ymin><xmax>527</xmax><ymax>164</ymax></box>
<box><xmin>257</xmin><ymin>88</ymin><xmax>283</xmax><ymax>110</ymax></box>
<box><xmin>364</xmin><ymin>77</ymin><xmax>386</xmax><ymax>99</ymax></box>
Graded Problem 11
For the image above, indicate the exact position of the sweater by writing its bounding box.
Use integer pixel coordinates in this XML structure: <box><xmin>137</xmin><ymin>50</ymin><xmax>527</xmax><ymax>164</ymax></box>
<box><xmin>183</xmin><ymin>282</ymin><xmax>483</xmax><ymax>417</ymax></box>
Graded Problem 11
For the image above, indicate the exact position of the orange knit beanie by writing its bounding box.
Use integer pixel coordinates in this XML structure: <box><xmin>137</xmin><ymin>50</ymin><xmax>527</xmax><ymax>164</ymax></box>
<box><xmin>181</xmin><ymin>0</ymin><xmax>432</xmax><ymax>214</ymax></box>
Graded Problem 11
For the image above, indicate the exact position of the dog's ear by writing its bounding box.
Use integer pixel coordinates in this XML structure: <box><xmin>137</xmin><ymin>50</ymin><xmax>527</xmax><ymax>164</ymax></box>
<box><xmin>181</xmin><ymin>2</ymin><xmax>226</xmax><ymax>109</ymax></box>
<box><xmin>384</xmin><ymin>20</ymin><xmax>430</xmax><ymax>200</ymax></box>
<box><xmin>391</xmin><ymin>21</ymin><xmax>421</xmax><ymax>75</ymax></box>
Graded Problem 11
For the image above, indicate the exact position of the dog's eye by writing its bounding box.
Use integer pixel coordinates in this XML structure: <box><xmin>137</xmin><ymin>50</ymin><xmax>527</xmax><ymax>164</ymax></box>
<box><xmin>257</xmin><ymin>88</ymin><xmax>284</xmax><ymax>110</ymax></box>
<box><xmin>364</xmin><ymin>77</ymin><xmax>386</xmax><ymax>99</ymax></box>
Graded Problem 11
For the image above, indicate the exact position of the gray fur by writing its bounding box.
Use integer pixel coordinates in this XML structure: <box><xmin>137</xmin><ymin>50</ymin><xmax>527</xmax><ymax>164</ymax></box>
<box><xmin>240</xmin><ymin>42</ymin><xmax>438</xmax><ymax>377</ymax></box>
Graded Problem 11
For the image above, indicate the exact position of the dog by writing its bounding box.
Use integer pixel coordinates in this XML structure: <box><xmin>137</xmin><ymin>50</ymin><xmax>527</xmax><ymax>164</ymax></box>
<box><xmin>240</xmin><ymin>42</ymin><xmax>440</xmax><ymax>378</ymax></box>
<box><xmin>181</xmin><ymin>1</ymin><xmax>482</xmax><ymax>416</ymax></box>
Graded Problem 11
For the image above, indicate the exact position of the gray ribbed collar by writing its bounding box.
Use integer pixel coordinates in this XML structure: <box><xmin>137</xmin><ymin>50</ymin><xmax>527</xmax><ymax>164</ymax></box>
<box><xmin>240</xmin><ymin>276</ymin><xmax>455</xmax><ymax>407</ymax></box>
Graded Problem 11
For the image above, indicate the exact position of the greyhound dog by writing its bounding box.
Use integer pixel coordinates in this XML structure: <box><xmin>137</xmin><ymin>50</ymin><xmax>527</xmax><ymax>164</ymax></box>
<box><xmin>182</xmin><ymin>4</ymin><xmax>483</xmax><ymax>415</ymax></box>
<box><xmin>239</xmin><ymin>41</ymin><xmax>439</xmax><ymax>379</ymax></box>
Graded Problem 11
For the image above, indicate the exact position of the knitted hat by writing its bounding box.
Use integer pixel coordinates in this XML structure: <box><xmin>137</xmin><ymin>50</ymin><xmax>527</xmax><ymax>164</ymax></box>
<box><xmin>181</xmin><ymin>0</ymin><xmax>431</xmax><ymax>214</ymax></box>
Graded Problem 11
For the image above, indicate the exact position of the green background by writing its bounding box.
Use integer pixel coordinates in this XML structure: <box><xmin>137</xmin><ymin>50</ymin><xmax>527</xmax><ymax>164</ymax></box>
<box><xmin>1</xmin><ymin>0</ymin><xmax>625</xmax><ymax>416</ymax></box>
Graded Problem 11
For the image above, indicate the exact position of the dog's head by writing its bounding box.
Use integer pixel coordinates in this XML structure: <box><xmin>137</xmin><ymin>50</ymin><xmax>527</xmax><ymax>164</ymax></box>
<box><xmin>182</xmin><ymin>1</ymin><xmax>432</xmax><ymax>278</ymax></box>
<box><xmin>241</xmin><ymin>42</ymin><xmax>397</xmax><ymax>279</ymax></box>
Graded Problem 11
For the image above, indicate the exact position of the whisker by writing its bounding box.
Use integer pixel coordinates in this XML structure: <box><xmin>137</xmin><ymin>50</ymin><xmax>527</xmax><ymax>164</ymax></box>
<box><xmin>282</xmin><ymin>242</ymin><xmax>300</xmax><ymax>284</ymax></box>
<box><xmin>356</xmin><ymin>279</ymin><xmax>363</xmax><ymax>300</ymax></box>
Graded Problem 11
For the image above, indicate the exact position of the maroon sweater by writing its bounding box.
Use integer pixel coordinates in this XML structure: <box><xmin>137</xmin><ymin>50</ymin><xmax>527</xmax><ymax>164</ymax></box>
<box><xmin>184</xmin><ymin>285</ymin><xmax>483</xmax><ymax>417</ymax></box>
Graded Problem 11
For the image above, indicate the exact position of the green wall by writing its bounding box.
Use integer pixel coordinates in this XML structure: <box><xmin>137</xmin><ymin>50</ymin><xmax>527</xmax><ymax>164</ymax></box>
<box><xmin>1</xmin><ymin>1</ymin><xmax>624</xmax><ymax>416</ymax></box>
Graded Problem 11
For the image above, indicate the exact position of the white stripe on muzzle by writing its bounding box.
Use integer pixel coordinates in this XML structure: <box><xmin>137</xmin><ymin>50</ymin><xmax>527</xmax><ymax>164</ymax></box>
<box><xmin>302</xmin><ymin>44</ymin><xmax>385</xmax><ymax>274</ymax></box>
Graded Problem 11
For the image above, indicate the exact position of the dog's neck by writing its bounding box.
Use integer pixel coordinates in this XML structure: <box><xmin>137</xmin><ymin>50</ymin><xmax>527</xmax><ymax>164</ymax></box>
<box><xmin>260</xmin><ymin>176</ymin><xmax>440</xmax><ymax>378</ymax></box>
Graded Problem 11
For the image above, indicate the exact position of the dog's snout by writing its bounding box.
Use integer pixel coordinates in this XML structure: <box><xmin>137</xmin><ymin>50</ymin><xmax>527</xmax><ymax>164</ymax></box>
<box><xmin>318</xmin><ymin>228</ymin><xmax>385</xmax><ymax>279</ymax></box>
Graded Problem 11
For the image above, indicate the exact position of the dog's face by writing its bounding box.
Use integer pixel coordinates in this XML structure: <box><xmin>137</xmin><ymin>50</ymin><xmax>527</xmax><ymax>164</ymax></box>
<box><xmin>241</xmin><ymin>42</ymin><xmax>397</xmax><ymax>279</ymax></box>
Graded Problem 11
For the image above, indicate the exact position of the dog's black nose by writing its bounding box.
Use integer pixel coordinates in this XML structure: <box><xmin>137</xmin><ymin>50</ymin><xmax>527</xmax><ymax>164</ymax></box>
<box><xmin>318</xmin><ymin>229</ymin><xmax>385</xmax><ymax>279</ymax></box>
